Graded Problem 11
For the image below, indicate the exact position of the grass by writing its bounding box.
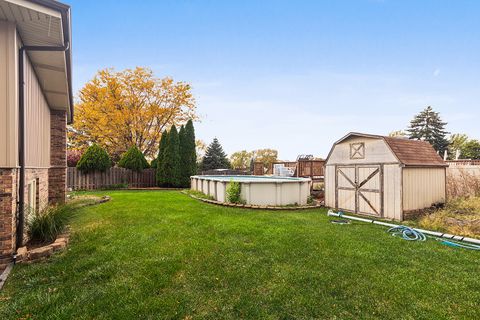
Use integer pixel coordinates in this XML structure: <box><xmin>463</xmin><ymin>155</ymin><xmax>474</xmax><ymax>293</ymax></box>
<box><xmin>1</xmin><ymin>191</ymin><xmax>480</xmax><ymax>319</ymax></box>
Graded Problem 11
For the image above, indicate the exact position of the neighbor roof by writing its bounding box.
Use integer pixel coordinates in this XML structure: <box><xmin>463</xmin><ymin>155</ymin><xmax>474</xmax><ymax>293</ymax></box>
<box><xmin>0</xmin><ymin>0</ymin><xmax>73</xmax><ymax>123</ymax></box>
<box><xmin>328</xmin><ymin>132</ymin><xmax>447</xmax><ymax>167</ymax></box>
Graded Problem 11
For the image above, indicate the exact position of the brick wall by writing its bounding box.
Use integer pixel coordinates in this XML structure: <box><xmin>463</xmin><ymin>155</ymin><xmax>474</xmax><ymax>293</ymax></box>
<box><xmin>1</xmin><ymin>110</ymin><xmax>67</xmax><ymax>270</ymax></box>
<box><xmin>25</xmin><ymin>168</ymin><xmax>49</xmax><ymax>218</ymax></box>
<box><xmin>0</xmin><ymin>169</ymin><xmax>17</xmax><ymax>268</ymax></box>
<box><xmin>49</xmin><ymin>110</ymin><xmax>67</xmax><ymax>204</ymax></box>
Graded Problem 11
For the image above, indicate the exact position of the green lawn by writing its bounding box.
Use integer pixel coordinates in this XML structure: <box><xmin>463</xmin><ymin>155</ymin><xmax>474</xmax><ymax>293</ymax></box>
<box><xmin>1</xmin><ymin>191</ymin><xmax>479</xmax><ymax>319</ymax></box>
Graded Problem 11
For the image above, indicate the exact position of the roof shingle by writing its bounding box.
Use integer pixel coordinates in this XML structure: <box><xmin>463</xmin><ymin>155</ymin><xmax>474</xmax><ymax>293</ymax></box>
<box><xmin>383</xmin><ymin>136</ymin><xmax>447</xmax><ymax>167</ymax></box>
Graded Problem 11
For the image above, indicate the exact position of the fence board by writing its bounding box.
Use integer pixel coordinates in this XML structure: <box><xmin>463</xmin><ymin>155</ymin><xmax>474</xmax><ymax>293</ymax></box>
<box><xmin>446</xmin><ymin>160</ymin><xmax>480</xmax><ymax>166</ymax></box>
<box><xmin>67</xmin><ymin>167</ymin><xmax>157</xmax><ymax>190</ymax></box>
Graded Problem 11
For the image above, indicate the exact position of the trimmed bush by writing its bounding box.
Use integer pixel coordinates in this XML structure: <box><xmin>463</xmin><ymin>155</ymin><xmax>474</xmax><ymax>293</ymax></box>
<box><xmin>178</xmin><ymin>120</ymin><xmax>197</xmax><ymax>187</ymax></box>
<box><xmin>226</xmin><ymin>180</ymin><xmax>242</xmax><ymax>203</ymax></box>
<box><xmin>157</xmin><ymin>130</ymin><xmax>169</xmax><ymax>187</ymax></box>
<box><xmin>118</xmin><ymin>146</ymin><xmax>149</xmax><ymax>171</ymax></box>
<box><xmin>27</xmin><ymin>205</ymin><xmax>70</xmax><ymax>243</ymax></box>
<box><xmin>76</xmin><ymin>144</ymin><xmax>111</xmax><ymax>173</ymax></box>
<box><xmin>179</xmin><ymin>125</ymin><xmax>190</xmax><ymax>187</ymax></box>
<box><xmin>150</xmin><ymin>157</ymin><xmax>158</xmax><ymax>169</ymax></box>
<box><xmin>164</xmin><ymin>126</ymin><xmax>181</xmax><ymax>187</ymax></box>
<box><xmin>67</xmin><ymin>149</ymin><xmax>82</xmax><ymax>167</ymax></box>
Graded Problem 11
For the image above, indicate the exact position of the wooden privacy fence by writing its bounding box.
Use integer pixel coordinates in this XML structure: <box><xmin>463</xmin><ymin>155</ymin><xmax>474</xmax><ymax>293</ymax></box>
<box><xmin>296</xmin><ymin>160</ymin><xmax>325</xmax><ymax>178</ymax></box>
<box><xmin>261</xmin><ymin>160</ymin><xmax>325</xmax><ymax>179</ymax></box>
<box><xmin>67</xmin><ymin>167</ymin><xmax>157</xmax><ymax>190</ymax></box>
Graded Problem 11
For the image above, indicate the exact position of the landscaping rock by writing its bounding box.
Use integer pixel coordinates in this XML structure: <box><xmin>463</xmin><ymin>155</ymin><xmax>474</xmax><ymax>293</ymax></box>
<box><xmin>99</xmin><ymin>195</ymin><xmax>111</xmax><ymax>203</ymax></box>
<box><xmin>51</xmin><ymin>241</ymin><xmax>66</xmax><ymax>252</ymax></box>
<box><xmin>15</xmin><ymin>230</ymin><xmax>70</xmax><ymax>265</ymax></box>
<box><xmin>28</xmin><ymin>246</ymin><xmax>53</xmax><ymax>261</ymax></box>
<box><xmin>55</xmin><ymin>237</ymin><xmax>69</xmax><ymax>245</ymax></box>
<box><xmin>16</xmin><ymin>246</ymin><xmax>28</xmax><ymax>256</ymax></box>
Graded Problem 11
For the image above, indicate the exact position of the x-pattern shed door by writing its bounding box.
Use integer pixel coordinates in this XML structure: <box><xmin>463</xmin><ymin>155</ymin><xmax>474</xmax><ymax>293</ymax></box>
<box><xmin>336</xmin><ymin>165</ymin><xmax>382</xmax><ymax>216</ymax></box>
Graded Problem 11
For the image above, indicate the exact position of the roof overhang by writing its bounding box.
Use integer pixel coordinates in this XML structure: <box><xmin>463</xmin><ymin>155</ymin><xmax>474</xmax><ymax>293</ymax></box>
<box><xmin>0</xmin><ymin>0</ymin><xmax>73</xmax><ymax>123</ymax></box>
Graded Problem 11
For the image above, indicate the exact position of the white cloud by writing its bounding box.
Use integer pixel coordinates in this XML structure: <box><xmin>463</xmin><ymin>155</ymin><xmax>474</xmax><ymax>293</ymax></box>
<box><xmin>433</xmin><ymin>68</ymin><xmax>441</xmax><ymax>77</ymax></box>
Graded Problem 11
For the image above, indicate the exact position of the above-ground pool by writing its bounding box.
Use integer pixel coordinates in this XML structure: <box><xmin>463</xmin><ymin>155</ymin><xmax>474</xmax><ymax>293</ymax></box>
<box><xmin>191</xmin><ymin>175</ymin><xmax>311</xmax><ymax>206</ymax></box>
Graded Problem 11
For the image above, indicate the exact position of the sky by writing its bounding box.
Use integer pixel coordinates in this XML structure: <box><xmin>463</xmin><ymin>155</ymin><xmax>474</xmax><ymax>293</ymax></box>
<box><xmin>68</xmin><ymin>0</ymin><xmax>480</xmax><ymax>160</ymax></box>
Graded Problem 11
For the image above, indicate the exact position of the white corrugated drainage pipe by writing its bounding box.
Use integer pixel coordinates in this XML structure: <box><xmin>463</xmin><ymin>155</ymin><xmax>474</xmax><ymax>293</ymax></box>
<box><xmin>327</xmin><ymin>210</ymin><xmax>480</xmax><ymax>246</ymax></box>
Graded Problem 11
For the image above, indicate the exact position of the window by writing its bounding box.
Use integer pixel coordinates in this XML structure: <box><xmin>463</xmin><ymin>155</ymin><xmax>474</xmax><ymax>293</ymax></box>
<box><xmin>350</xmin><ymin>142</ymin><xmax>365</xmax><ymax>159</ymax></box>
<box><xmin>27</xmin><ymin>179</ymin><xmax>37</xmax><ymax>213</ymax></box>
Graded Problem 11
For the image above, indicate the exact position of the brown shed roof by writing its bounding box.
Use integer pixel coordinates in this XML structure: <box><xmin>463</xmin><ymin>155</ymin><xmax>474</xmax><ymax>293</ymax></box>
<box><xmin>329</xmin><ymin>132</ymin><xmax>447</xmax><ymax>167</ymax></box>
<box><xmin>383</xmin><ymin>136</ymin><xmax>447</xmax><ymax>167</ymax></box>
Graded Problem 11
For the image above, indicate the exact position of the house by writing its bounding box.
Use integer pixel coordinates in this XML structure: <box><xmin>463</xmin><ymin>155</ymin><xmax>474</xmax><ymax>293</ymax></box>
<box><xmin>324</xmin><ymin>132</ymin><xmax>447</xmax><ymax>221</ymax></box>
<box><xmin>0</xmin><ymin>0</ymin><xmax>72</xmax><ymax>269</ymax></box>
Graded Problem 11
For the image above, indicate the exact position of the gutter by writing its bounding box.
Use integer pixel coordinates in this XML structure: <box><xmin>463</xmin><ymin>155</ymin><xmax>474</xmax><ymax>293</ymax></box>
<box><xmin>15</xmin><ymin>0</ymin><xmax>73</xmax><ymax>250</ymax></box>
<box><xmin>26</xmin><ymin>0</ymin><xmax>73</xmax><ymax>124</ymax></box>
<box><xmin>16</xmin><ymin>42</ymin><xmax>70</xmax><ymax>250</ymax></box>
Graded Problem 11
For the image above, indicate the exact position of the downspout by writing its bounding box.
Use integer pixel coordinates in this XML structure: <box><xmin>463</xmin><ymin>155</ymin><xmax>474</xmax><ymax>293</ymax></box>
<box><xmin>16</xmin><ymin>42</ymin><xmax>70</xmax><ymax>250</ymax></box>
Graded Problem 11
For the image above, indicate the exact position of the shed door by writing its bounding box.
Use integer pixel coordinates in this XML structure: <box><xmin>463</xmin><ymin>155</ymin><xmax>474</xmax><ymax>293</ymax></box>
<box><xmin>336</xmin><ymin>165</ymin><xmax>382</xmax><ymax>216</ymax></box>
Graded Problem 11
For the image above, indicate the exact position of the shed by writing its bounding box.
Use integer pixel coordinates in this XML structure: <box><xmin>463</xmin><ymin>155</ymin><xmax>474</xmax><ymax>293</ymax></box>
<box><xmin>324</xmin><ymin>132</ymin><xmax>447</xmax><ymax>220</ymax></box>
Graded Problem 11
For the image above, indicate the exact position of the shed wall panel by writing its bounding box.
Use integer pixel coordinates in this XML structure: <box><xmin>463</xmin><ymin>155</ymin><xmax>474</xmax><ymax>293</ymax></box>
<box><xmin>403</xmin><ymin>168</ymin><xmax>446</xmax><ymax>211</ymax></box>
<box><xmin>324</xmin><ymin>165</ymin><xmax>336</xmax><ymax>208</ymax></box>
<box><xmin>383</xmin><ymin>164</ymin><xmax>402</xmax><ymax>220</ymax></box>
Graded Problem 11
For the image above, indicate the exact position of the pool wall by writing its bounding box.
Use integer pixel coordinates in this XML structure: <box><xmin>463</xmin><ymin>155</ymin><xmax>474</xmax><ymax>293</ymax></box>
<box><xmin>191</xmin><ymin>176</ymin><xmax>311</xmax><ymax>206</ymax></box>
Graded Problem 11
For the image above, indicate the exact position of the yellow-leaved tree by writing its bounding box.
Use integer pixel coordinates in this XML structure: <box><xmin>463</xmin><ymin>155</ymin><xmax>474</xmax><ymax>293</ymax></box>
<box><xmin>69</xmin><ymin>67</ymin><xmax>196</xmax><ymax>160</ymax></box>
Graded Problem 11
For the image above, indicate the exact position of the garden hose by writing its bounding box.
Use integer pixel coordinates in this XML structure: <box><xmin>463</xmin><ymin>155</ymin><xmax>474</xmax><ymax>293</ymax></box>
<box><xmin>328</xmin><ymin>210</ymin><xmax>480</xmax><ymax>251</ymax></box>
<box><xmin>437</xmin><ymin>239</ymin><xmax>480</xmax><ymax>250</ymax></box>
<box><xmin>387</xmin><ymin>226</ymin><xmax>426</xmax><ymax>241</ymax></box>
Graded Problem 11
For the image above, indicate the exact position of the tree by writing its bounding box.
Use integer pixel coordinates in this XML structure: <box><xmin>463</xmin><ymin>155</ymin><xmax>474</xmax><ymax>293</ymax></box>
<box><xmin>117</xmin><ymin>146</ymin><xmax>149</xmax><ymax>171</ymax></box>
<box><xmin>448</xmin><ymin>133</ymin><xmax>469</xmax><ymax>159</ymax></box>
<box><xmin>461</xmin><ymin>140</ymin><xmax>480</xmax><ymax>159</ymax></box>
<box><xmin>183</xmin><ymin>120</ymin><xmax>197</xmax><ymax>184</ymax></box>
<box><xmin>388</xmin><ymin>130</ymin><xmax>407</xmax><ymax>138</ymax></box>
<box><xmin>195</xmin><ymin>139</ymin><xmax>207</xmax><ymax>164</ymax></box>
<box><xmin>163</xmin><ymin>126</ymin><xmax>181</xmax><ymax>187</ymax></box>
<box><xmin>156</xmin><ymin>130</ymin><xmax>169</xmax><ymax>187</ymax></box>
<box><xmin>69</xmin><ymin>67</ymin><xmax>196</xmax><ymax>160</ymax></box>
<box><xmin>230</xmin><ymin>150</ymin><xmax>254</xmax><ymax>170</ymax></box>
<box><xmin>178</xmin><ymin>125</ymin><xmax>189</xmax><ymax>187</ymax></box>
<box><xmin>200</xmin><ymin>138</ymin><xmax>231</xmax><ymax>171</ymax></box>
<box><xmin>150</xmin><ymin>157</ymin><xmax>159</xmax><ymax>170</ymax></box>
<box><xmin>76</xmin><ymin>144</ymin><xmax>111</xmax><ymax>173</ymax></box>
<box><xmin>407</xmin><ymin>106</ymin><xmax>449</xmax><ymax>153</ymax></box>
<box><xmin>253</xmin><ymin>149</ymin><xmax>278</xmax><ymax>172</ymax></box>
